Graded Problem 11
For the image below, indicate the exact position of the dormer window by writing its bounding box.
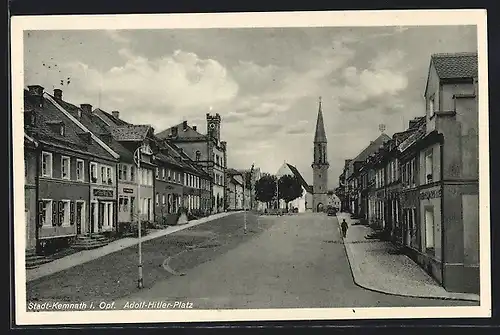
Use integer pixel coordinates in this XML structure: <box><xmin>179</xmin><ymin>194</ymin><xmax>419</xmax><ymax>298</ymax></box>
<box><xmin>60</xmin><ymin>124</ymin><xmax>65</xmax><ymax>136</ymax></box>
<box><xmin>196</xmin><ymin>150</ymin><xmax>201</xmax><ymax>161</ymax></box>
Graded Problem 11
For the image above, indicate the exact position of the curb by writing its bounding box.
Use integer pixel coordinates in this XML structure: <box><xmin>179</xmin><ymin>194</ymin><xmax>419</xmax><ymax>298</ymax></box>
<box><xmin>335</xmin><ymin>214</ymin><xmax>480</xmax><ymax>303</ymax></box>
<box><xmin>26</xmin><ymin>211</ymin><xmax>243</xmax><ymax>282</ymax></box>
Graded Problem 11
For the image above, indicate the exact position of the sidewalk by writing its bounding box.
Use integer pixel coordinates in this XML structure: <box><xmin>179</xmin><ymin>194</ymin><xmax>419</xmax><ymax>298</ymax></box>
<box><xmin>336</xmin><ymin>212</ymin><xmax>480</xmax><ymax>302</ymax></box>
<box><xmin>26</xmin><ymin>211</ymin><xmax>240</xmax><ymax>283</ymax></box>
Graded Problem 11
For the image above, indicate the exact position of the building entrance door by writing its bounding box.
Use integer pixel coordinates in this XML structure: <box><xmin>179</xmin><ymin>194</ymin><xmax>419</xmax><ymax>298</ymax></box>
<box><xmin>76</xmin><ymin>202</ymin><xmax>83</xmax><ymax>234</ymax></box>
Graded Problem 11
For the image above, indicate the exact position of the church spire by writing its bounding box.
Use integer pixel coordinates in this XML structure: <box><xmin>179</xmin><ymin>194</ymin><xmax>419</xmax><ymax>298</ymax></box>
<box><xmin>314</xmin><ymin>96</ymin><xmax>327</xmax><ymax>143</ymax></box>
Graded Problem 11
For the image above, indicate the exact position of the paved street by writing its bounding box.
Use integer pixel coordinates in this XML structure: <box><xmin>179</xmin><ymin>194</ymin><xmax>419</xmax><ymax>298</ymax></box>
<box><xmin>26</xmin><ymin>212</ymin><xmax>263</xmax><ymax>304</ymax></box>
<box><xmin>116</xmin><ymin>213</ymin><xmax>476</xmax><ymax>309</ymax></box>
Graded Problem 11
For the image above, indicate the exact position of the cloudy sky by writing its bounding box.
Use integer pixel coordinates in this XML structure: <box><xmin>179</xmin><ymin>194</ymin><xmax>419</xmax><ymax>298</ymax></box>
<box><xmin>24</xmin><ymin>25</ymin><xmax>477</xmax><ymax>188</ymax></box>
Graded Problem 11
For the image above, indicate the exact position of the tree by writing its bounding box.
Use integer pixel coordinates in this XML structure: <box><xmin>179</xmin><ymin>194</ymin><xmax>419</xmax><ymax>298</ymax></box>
<box><xmin>278</xmin><ymin>174</ymin><xmax>304</xmax><ymax>211</ymax></box>
<box><xmin>255</xmin><ymin>174</ymin><xmax>277</xmax><ymax>208</ymax></box>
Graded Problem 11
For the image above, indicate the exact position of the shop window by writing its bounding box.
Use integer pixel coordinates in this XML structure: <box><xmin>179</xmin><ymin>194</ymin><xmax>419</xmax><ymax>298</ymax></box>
<box><xmin>41</xmin><ymin>152</ymin><xmax>53</xmax><ymax>178</ymax></box>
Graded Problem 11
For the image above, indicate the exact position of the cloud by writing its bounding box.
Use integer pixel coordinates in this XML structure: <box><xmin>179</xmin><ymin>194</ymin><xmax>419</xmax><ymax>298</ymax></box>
<box><xmin>285</xmin><ymin>120</ymin><xmax>310</xmax><ymax>135</ymax></box>
<box><xmin>34</xmin><ymin>48</ymin><xmax>240</xmax><ymax>128</ymax></box>
<box><xmin>336</xmin><ymin>49</ymin><xmax>409</xmax><ymax>114</ymax></box>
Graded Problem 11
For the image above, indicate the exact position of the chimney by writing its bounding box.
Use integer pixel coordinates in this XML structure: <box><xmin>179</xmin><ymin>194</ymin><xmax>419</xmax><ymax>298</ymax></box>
<box><xmin>182</xmin><ymin>120</ymin><xmax>188</xmax><ymax>130</ymax></box>
<box><xmin>28</xmin><ymin>85</ymin><xmax>44</xmax><ymax>107</ymax></box>
<box><xmin>80</xmin><ymin>104</ymin><xmax>92</xmax><ymax>114</ymax></box>
<box><xmin>192</xmin><ymin>126</ymin><xmax>197</xmax><ymax>131</ymax></box>
<box><xmin>112</xmin><ymin>111</ymin><xmax>120</xmax><ymax>119</ymax></box>
<box><xmin>28</xmin><ymin>85</ymin><xmax>44</xmax><ymax>96</ymax></box>
<box><xmin>170</xmin><ymin>126</ymin><xmax>178</xmax><ymax>137</ymax></box>
<box><xmin>53</xmin><ymin>88</ymin><xmax>62</xmax><ymax>100</ymax></box>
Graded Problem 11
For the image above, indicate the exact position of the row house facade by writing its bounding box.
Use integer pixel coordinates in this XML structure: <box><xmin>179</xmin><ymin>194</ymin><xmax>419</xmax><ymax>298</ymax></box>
<box><xmin>156</xmin><ymin>114</ymin><xmax>227</xmax><ymax>213</ymax></box>
<box><xmin>336</xmin><ymin>52</ymin><xmax>479</xmax><ymax>294</ymax></box>
<box><xmin>24</xmin><ymin>85</ymin><xmax>120</xmax><ymax>254</ymax></box>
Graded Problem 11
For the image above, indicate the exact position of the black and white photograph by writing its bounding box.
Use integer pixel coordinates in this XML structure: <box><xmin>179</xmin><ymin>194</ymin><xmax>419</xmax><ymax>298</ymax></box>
<box><xmin>11</xmin><ymin>10</ymin><xmax>490</xmax><ymax>325</ymax></box>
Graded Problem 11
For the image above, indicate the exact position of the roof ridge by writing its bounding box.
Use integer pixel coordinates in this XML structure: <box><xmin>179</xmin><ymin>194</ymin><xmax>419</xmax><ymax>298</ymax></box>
<box><xmin>431</xmin><ymin>52</ymin><xmax>477</xmax><ymax>57</ymax></box>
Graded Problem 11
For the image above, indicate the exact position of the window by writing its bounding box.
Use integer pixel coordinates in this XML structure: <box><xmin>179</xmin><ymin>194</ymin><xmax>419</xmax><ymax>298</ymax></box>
<box><xmin>118</xmin><ymin>164</ymin><xmax>123</xmax><ymax>180</ymax></box>
<box><xmin>123</xmin><ymin>197</ymin><xmax>129</xmax><ymax>212</ymax></box>
<box><xmin>61</xmin><ymin>156</ymin><xmax>70</xmax><ymax>180</ymax></box>
<box><xmin>90</xmin><ymin>162</ymin><xmax>98</xmax><ymax>183</ymax></box>
<box><xmin>119</xmin><ymin>197</ymin><xmax>124</xmax><ymax>212</ymax></box>
<box><xmin>425</xmin><ymin>207</ymin><xmax>435</xmax><ymax>250</ymax></box>
<box><xmin>162</xmin><ymin>168</ymin><xmax>165</xmax><ymax>180</ymax></box>
<box><xmin>184</xmin><ymin>173</ymin><xmax>187</xmax><ymax>186</ymax></box>
<box><xmin>76</xmin><ymin>159</ymin><xmax>84</xmax><ymax>182</ymax></box>
<box><xmin>156</xmin><ymin>193</ymin><xmax>159</xmax><ymax>206</ymax></box>
<box><xmin>162</xmin><ymin>194</ymin><xmax>166</xmax><ymax>205</ymax></box>
<box><xmin>61</xmin><ymin>200</ymin><xmax>71</xmax><ymax>226</ymax></box>
<box><xmin>101</xmin><ymin>166</ymin><xmax>106</xmax><ymax>184</ymax></box>
<box><xmin>106</xmin><ymin>166</ymin><xmax>113</xmax><ymax>185</ymax></box>
<box><xmin>196</xmin><ymin>150</ymin><xmax>201</xmax><ymax>161</ymax></box>
<box><xmin>425</xmin><ymin>151</ymin><xmax>433</xmax><ymax>183</ymax></box>
<box><xmin>123</xmin><ymin>165</ymin><xmax>128</xmax><ymax>181</ymax></box>
<box><xmin>41</xmin><ymin>152</ymin><xmax>53</xmax><ymax>177</ymax></box>
<box><xmin>60</xmin><ymin>124</ymin><xmax>65</xmax><ymax>136</ymax></box>
<box><xmin>429</xmin><ymin>96</ymin><xmax>435</xmax><ymax>117</ymax></box>
<box><xmin>40</xmin><ymin>200</ymin><xmax>53</xmax><ymax>227</ymax></box>
<box><xmin>148</xmin><ymin>170</ymin><xmax>153</xmax><ymax>186</ymax></box>
<box><xmin>130</xmin><ymin>166</ymin><xmax>135</xmax><ymax>182</ymax></box>
<box><xmin>168</xmin><ymin>169</ymin><xmax>171</xmax><ymax>180</ymax></box>
<box><xmin>156</xmin><ymin>167</ymin><xmax>159</xmax><ymax>179</ymax></box>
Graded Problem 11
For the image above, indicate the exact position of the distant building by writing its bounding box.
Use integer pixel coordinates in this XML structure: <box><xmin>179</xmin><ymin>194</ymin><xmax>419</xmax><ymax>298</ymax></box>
<box><xmin>156</xmin><ymin>114</ymin><xmax>227</xmax><ymax>213</ymax></box>
<box><xmin>276</xmin><ymin>162</ymin><xmax>313</xmax><ymax>213</ymax></box>
<box><xmin>311</xmin><ymin>98</ymin><xmax>329</xmax><ymax>212</ymax></box>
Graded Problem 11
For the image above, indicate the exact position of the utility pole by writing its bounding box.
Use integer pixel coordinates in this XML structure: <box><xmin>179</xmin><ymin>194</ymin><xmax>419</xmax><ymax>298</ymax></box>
<box><xmin>134</xmin><ymin>147</ymin><xmax>143</xmax><ymax>289</ymax></box>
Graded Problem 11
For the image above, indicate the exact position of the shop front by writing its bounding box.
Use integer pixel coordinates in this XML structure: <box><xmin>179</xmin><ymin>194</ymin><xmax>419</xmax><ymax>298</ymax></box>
<box><xmin>90</xmin><ymin>186</ymin><xmax>116</xmax><ymax>233</ymax></box>
<box><xmin>118</xmin><ymin>184</ymin><xmax>137</xmax><ymax>224</ymax></box>
<box><xmin>418</xmin><ymin>185</ymin><xmax>443</xmax><ymax>284</ymax></box>
<box><xmin>155</xmin><ymin>182</ymin><xmax>183</xmax><ymax>225</ymax></box>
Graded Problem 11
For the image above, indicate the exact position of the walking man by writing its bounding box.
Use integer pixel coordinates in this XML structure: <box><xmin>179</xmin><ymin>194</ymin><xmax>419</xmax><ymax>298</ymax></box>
<box><xmin>341</xmin><ymin>219</ymin><xmax>349</xmax><ymax>238</ymax></box>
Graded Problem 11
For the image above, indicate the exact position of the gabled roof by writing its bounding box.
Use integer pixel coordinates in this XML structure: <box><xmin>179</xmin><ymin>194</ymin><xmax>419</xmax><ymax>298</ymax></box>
<box><xmin>93</xmin><ymin>108</ymin><xmax>130</xmax><ymax>127</ymax></box>
<box><xmin>111</xmin><ymin>125</ymin><xmax>152</xmax><ymax>142</ymax></box>
<box><xmin>431</xmin><ymin>52</ymin><xmax>478</xmax><ymax>79</ymax></box>
<box><xmin>24</xmin><ymin>89</ymin><xmax>117</xmax><ymax>160</ymax></box>
<box><xmin>286</xmin><ymin>163</ymin><xmax>313</xmax><ymax>193</ymax></box>
<box><xmin>346</xmin><ymin>133</ymin><xmax>391</xmax><ymax>178</ymax></box>
<box><xmin>54</xmin><ymin>100</ymin><xmax>134</xmax><ymax>162</ymax></box>
<box><xmin>156</xmin><ymin>122</ymin><xmax>207</xmax><ymax>141</ymax></box>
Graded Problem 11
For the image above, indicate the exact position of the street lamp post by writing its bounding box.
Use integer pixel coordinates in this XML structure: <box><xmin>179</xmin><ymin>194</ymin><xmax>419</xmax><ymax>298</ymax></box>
<box><xmin>134</xmin><ymin>147</ymin><xmax>143</xmax><ymax>289</ymax></box>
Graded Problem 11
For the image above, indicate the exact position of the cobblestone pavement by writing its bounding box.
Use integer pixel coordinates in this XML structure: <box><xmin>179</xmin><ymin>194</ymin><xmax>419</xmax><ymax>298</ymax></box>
<box><xmin>116</xmin><ymin>213</ymin><xmax>477</xmax><ymax>309</ymax></box>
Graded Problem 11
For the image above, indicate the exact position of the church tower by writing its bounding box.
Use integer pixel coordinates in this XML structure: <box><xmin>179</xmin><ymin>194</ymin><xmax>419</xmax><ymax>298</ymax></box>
<box><xmin>312</xmin><ymin>97</ymin><xmax>329</xmax><ymax>212</ymax></box>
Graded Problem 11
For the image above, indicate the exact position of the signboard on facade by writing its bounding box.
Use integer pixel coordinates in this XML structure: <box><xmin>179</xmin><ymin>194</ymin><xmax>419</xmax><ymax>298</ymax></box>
<box><xmin>419</xmin><ymin>188</ymin><xmax>442</xmax><ymax>200</ymax></box>
<box><xmin>123</xmin><ymin>188</ymin><xmax>134</xmax><ymax>194</ymax></box>
<box><xmin>93</xmin><ymin>188</ymin><xmax>114</xmax><ymax>198</ymax></box>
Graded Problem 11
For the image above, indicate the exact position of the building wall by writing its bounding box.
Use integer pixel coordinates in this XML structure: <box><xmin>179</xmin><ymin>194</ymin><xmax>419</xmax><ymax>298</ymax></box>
<box><xmin>25</xmin><ymin>148</ymin><xmax>38</xmax><ymax>251</ymax></box>
<box><xmin>441</xmin><ymin>83</ymin><xmax>475</xmax><ymax>111</ymax></box>
<box><xmin>442</xmin><ymin>182</ymin><xmax>479</xmax><ymax>293</ymax></box>
<box><xmin>425</xmin><ymin>63</ymin><xmax>440</xmax><ymax>133</ymax></box>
